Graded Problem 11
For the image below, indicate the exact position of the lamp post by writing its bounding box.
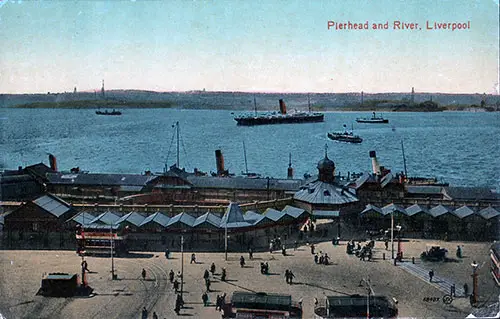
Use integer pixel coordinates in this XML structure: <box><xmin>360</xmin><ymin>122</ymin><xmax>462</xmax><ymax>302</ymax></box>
<box><xmin>471</xmin><ymin>261</ymin><xmax>479</xmax><ymax>305</ymax></box>
<box><xmin>225</xmin><ymin>221</ymin><xmax>228</xmax><ymax>261</ymax></box>
<box><xmin>110</xmin><ymin>223</ymin><xmax>115</xmax><ymax>280</ymax></box>
<box><xmin>180</xmin><ymin>234</ymin><xmax>184</xmax><ymax>301</ymax></box>
<box><xmin>359</xmin><ymin>277</ymin><xmax>374</xmax><ymax>319</ymax></box>
<box><xmin>391</xmin><ymin>210</ymin><xmax>394</xmax><ymax>260</ymax></box>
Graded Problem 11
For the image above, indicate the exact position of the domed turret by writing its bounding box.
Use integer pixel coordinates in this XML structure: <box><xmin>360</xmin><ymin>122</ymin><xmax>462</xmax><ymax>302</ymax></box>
<box><xmin>317</xmin><ymin>154</ymin><xmax>335</xmax><ymax>183</ymax></box>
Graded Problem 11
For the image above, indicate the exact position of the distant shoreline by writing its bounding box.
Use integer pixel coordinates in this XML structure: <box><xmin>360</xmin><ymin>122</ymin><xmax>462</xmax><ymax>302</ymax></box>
<box><xmin>8</xmin><ymin>100</ymin><xmax>497</xmax><ymax>112</ymax></box>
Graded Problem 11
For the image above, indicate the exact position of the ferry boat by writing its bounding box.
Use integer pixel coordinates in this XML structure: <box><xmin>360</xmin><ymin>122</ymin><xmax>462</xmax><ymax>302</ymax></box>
<box><xmin>234</xmin><ymin>98</ymin><xmax>324</xmax><ymax>126</ymax></box>
<box><xmin>96</xmin><ymin>109</ymin><xmax>122</xmax><ymax>116</ymax></box>
<box><xmin>327</xmin><ymin>124</ymin><xmax>363</xmax><ymax>143</ymax></box>
<box><xmin>356</xmin><ymin>112</ymin><xmax>388</xmax><ymax>123</ymax></box>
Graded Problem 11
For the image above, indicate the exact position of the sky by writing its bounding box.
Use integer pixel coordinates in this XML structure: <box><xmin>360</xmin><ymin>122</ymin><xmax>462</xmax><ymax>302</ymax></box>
<box><xmin>0</xmin><ymin>0</ymin><xmax>499</xmax><ymax>94</ymax></box>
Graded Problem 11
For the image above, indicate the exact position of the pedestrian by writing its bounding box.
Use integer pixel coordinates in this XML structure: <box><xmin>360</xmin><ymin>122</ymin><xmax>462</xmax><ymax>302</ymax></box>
<box><xmin>221</xmin><ymin>268</ymin><xmax>227</xmax><ymax>281</ymax></box>
<box><xmin>323</xmin><ymin>253</ymin><xmax>330</xmax><ymax>265</ymax></box>
<box><xmin>429</xmin><ymin>269</ymin><xmax>434</xmax><ymax>282</ymax></box>
<box><xmin>249</xmin><ymin>248</ymin><xmax>253</xmax><ymax>260</ymax></box>
<box><xmin>169</xmin><ymin>269</ymin><xmax>174</xmax><ymax>283</ymax></box>
<box><xmin>385</xmin><ymin>240</ymin><xmax>389</xmax><ymax>250</ymax></box>
<box><xmin>142</xmin><ymin>268</ymin><xmax>147</xmax><ymax>280</ymax></box>
<box><xmin>314</xmin><ymin>297</ymin><xmax>318</xmax><ymax>307</ymax></box>
<box><xmin>319</xmin><ymin>254</ymin><xmax>324</xmax><ymax>264</ymax></box>
<box><xmin>464</xmin><ymin>283</ymin><xmax>469</xmax><ymax>296</ymax></box>
<box><xmin>282</xmin><ymin>245</ymin><xmax>286</xmax><ymax>256</ymax></box>
<box><xmin>285</xmin><ymin>269</ymin><xmax>290</xmax><ymax>284</ymax></box>
<box><xmin>215</xmin><ymin>295</ymin><xmax>221</xmax><ymax>310</ymax></box>
<box><xmin>456</xmin><ymin>246</ymin><xmax>462</xmax><ymax>258</ymax></box>
<box><xmin>240</xmin><ymin>256</ymin><xmax>245</xmax><ymax>268</ymax></box>
<box><xmin>314</xmin><ymin>254</ymin><xmax>319</xmax><ymax>264</ymax></box>
<box><xmin>294</xmin><ymin>240</ymin><xmax>298</xmax><ymax>251</ymax></box>
<box><xmin>153</xmin><ymin>312</ymin><xmax>158</xmax><ymax>319</ymax></box>
<box><xmin>204</xmin><ymin>269</ymin><xmax>210</xmax><ymax>280</ymax></box>
<box><xmin>191</xmin><ymin>253</ymin><xmax>196</xmax><ymax>264</ymax></box>
<box><xmin>311</xmin><ymin>244</ymin><xmax>315</xmax><ymax>255</ymax></box>
<box><xmin>451</xmin><ymin>283</ymin><xmax>456</xmax><ymax>297</ymax></box>
<box><xmin>288</xmin><ymin>270</ymin><xmax>295</xmax><ymax>284</ymax></box>
<box><xmin>141</xmin><ymin>307</ymin><xmax>148</xmax><ymax>319</ymax></box>
<box><xmin>210</xmin><ymin>262</ymin><xmax>216</xmax><ymax>276</ymax></box>
<box><xmin>173</xmin><ymin>279</ymin><xmax>179</xmax><ymax>293</ymax></box>
<box><xmin>205</xmin><ymin>278</ymin><xmax>211</xmax><ymax>291</ymax></box>
<box><xmin>165</xmin><ymin>248</ymin><xmax>170</xmax><ymax>259</ymax></box>
<box><xmin>174</xmin><ymin>297</ymin><xmax>181</xmax><ymax>315</ymax></box>
<box><xmin>269</xmin><ymin>242</ymin><xmax>273</xmax><ymax>254</ymax></box>
<box><xmin>202</xmin><ymin>292</ymin><xmax>209</xmax><ymax>306</ymax></box>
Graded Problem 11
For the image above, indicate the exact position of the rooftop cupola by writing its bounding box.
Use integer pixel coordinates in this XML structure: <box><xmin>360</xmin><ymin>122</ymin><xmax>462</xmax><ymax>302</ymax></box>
<box><xmin>317</xmin><ymin>146</ymin><xmax>335</xmax><ymax>183</ymax></box>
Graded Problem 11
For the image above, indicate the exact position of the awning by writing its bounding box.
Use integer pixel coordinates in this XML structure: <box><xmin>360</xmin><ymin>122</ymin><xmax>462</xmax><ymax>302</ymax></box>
<box><xmin>312</xmin><ymin>210</ymin><xmax>340</xmax><ymax>219</ymax></box>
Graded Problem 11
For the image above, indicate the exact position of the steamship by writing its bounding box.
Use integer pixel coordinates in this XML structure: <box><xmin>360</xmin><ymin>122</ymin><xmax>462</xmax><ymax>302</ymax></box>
<box><xmin>327</xmin><ymin>124</ymin><xmax>363</xmax><ymax>143</ymax></box>
<box><xmin>356</xmin><ymin>112</ymin><xmax>388</xmax><ymax>123</ymax></box>
<box><xmin>234</xmin><ymin>99</ymin><xmax>324</xmax><ymax>126</ymax></box>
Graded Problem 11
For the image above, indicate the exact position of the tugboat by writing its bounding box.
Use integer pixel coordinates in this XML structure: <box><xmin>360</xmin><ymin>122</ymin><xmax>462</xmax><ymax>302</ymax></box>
<box><xmin>95</xmin><ymin>109</ymin><xmax>122</xmax><ymax>116</ymax></box>
<box><xmin>234</xmin><ymin>97</ymin><xmax>324</xmax><ymax>126</ymax></box>
<box><xmin>356</xmin><ymin>112</ymin><xmax>388</xmax><ymax>123</ymax></box>
<box><xmin>327</xmin><ymin>124</ymin><xmax>363</xmax><ymax>143</ymax></box>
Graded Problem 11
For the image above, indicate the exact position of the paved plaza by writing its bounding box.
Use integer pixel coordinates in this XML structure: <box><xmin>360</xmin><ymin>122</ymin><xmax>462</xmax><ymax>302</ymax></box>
<box><xmin>0</xmin><ymin>239</ymin><xmax>497</xmax><ymax>318</ymax></box>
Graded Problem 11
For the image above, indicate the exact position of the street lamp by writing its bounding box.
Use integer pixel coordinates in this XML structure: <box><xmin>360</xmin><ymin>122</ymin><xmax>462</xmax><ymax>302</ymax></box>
<box><xmin>180</xmin><ymin>234</ymin><xmax>184</xmax><ymax>301</ymax></box>
<box><xmin>471</xmin><ymin>260</ymin><xmax>480</xmax><ymax>305</ymax></box>
<box><xmin>391</xmin><ymin>210</ymin><xmax>394</xmax><ymax>259</ymax></box>
<box><xmin>225</xmin><ymin>221</ymin><xmax>228</xmax><ymax>261</ymax></box>
<box><xmin>359</xmin><ymin>277</ymin><xmax>374</xmax><ymax>319</ymax></box>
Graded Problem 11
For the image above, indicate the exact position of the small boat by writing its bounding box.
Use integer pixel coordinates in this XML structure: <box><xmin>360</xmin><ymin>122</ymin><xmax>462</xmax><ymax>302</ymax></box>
<box><xmin>96</xmin><ymin>109</ymin><xmax>122</xmax><ymax>116</ymax></box>
<box><xmin>356</xmin><ymin>112</ymin><xmax>388</xmax><ymax>123</ymax></box>
<box><xmin>327</xmin><ymin>124</ymin><xmax>363</xmax><ymax>143</ymax></box>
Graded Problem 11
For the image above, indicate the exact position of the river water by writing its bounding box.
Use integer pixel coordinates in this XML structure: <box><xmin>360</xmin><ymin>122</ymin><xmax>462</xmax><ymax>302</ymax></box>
<box><xmin>1</xmin><ymin>108</ymin><xmax>499</xmax><ymax>189</ymax></box>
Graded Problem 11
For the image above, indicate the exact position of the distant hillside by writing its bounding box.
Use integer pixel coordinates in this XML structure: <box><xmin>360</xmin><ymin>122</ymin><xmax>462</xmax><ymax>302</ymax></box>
<box><xmin>1</xmin><ymin>90</ymin><xmax>499</xmax><ymax>111</ymax></box>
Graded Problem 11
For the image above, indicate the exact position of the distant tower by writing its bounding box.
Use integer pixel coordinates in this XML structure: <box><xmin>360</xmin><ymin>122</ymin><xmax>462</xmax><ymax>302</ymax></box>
<box><xmin>411</xmin><ymin>87</ymin><xmax>415</xmax><ymax>104</ymax></box>
<box><xmin>101</xmin><ymin>80</ymin><xmax>105</xmax><ymax>99</ymax></box>
<box><xmin>287</xmin><ymin>153</ymin><xmax>294</xmax><ymax>179</ymax></box>
<box><xmin>361</xmin><ymin>91</ymin><xmax>364</xmax><ymax>106</ymax></box>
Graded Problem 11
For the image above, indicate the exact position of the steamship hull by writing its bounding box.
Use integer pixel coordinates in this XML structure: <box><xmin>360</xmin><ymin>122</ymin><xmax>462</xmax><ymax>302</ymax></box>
<box><xmin>327</xmin><ymin>132</ymin><xmax>363</xmax><ymax>143</ymax></box>
<box><xmin>235</xmin><ymin>113</ymin><xmax>324</xmax><ymax>126</ymax></box>
<box><xmin>356</xmin><ymin>118</ymin><xmax>388</xmax><ymax>123</ymax></box>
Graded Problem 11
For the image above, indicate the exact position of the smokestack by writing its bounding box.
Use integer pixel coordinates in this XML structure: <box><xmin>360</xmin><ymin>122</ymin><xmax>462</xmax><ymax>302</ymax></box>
<box><xmin>279</xmin><ymin>99</ymin><xmax>287</xmax><ymax>114</ymax></box>
<box><xmin>215</xmin><ymin>150</ymin><xmax>225</xmax><ymax>176</ymax></box>
<box><xmin>48</xmin><ymin>154</ymin><xmax>58</xmax><ymax>171</ymax></box>
<box><xmin>287</xmin><ymin>153</ymin><xmax>294</xmax><ymax>179</ymax></box>
<box><xmin>369</xmin><ymin>151</ymin><xmax>380</xmax><ymax>176</ymax></box>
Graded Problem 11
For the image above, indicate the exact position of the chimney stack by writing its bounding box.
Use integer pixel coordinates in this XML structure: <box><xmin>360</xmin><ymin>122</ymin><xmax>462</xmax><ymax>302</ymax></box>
<box><xmin>279</xmin><ymin>99</ymin><xmax>287</xmax><ymax>114</ymax></box>
<box><xmin>369</xmin><ymin>151</ymin><xmax>381</xmax><ymax>176</ymax></box>
<box><xmin>287</xmin><ymin>153</ymin><xmax>294</xmax><ymax>179</ymax></box>
<box><xmin>215</xmin><ymin>150</ymin><xmax>225</xmax><ymax>176</ymax></box>
<box><xmin>48</xmin><ymin>154</ymin><xmax>58</xmax><ymax>172</ymax></box>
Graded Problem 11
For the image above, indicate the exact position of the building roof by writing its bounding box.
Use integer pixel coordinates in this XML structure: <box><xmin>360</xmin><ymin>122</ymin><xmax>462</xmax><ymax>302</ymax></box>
<box><xmin>281</xmin><ymin>205</ymin><xmax>306</xmax><ymax>219</ymax></box>
<box><xmin>453</xmin><ymin>206</ymin><xmax>475</xmax><ymax>219</ymax></box>
<box><xmin>294</xmin><ymin>181</ymin><xmax>358</xmax><ymax>205</ymax></box>
<box><xmin>167</xmin><ymin>212</ymin><xmax>196</xmax><ymax>228</ymax></box>
<box><xmin>139</xmin><ymin>212</ymin><xmax>170</xmax><ymax>227</ymax></box>
<box><xmin>32</xmin><ymin>194</ymin><xmax>72</xmax><ymax>218</ymax></box>
<box><xmin>24</xmin><ymin>162</ymin><xmax>55</xmax><ymax>178</ymax></box>
<box><xmin>68</xmin><ymin>211</ymin><xmax>97</xmax><ymax>226</ymax></box>
<box><xmin>89</xmin><ymin>211</ymin><xmax>121</xmax><ymax>225</ymax></box>
<box><xmin>443</xmin><ymin>187</ymin><xmax>499</xmax><ymax>201</ymax></box>
<box><xmin>186</xmin><ymin>176</ymin><xmax>303</xmax><ymax>191</ymax></box>
<box><xmin>312</xmin><ymin>210</ymin><xmax>340</xmax><ymax>218</ymax></box>
<box><xmin>243</xmin><ymin>211</ymin><xmax>262</xmax><ymax>222</ymax></box>
<box><xmin>263</xmin><ymin>208</ymin><xmax>286</xmax><ymax>222</ymax></box>
<box><xmin>428</xmin><ymin>205</ymin><xmax>454</xmax><ymax>218</ymax></box>
<box><xmin>360</xmin><ymin>204</ymin><xmax>383</xmax><ymax>216</ymax></box>
<box><xmin>193</xmin><ymin>212</ymin><xmax>222</xmax><ymax>228</ymax></box>
<box><xmin>479</xmin><ymin>207</ymin><xmax>500</xmax><ymax>220</ymax></box>
<box><xmin>353</xmin><ymin>172</ymin><xmax>378</xmax><ymax>190</ymax></box>
<box><xmin>381</xmin><ymin>203</ymin><xmax>406</xmax><ymax>216</ymax></box>
<box><xmin>46</xmin><ymin>173</ymin><xmax>156</xmax><ymax>186</ymax></box>
<box><xmin>380</xmin><ymin>173</ymin><xmax>396</xmax><ymax>188</ymax></box>
<box><xmin>404</xmin><ymin>204</ymin><xmax>429</xmax><ymax>217</ymax></box>
<box><xmin>221</xmin><ymin>202</ymin><xmax>246</xmax><ymax>224</ymax></box>
<box><xmin>406</xmin><ymin>186</ymin><xmax>443</xmax><ymax>196</ymax></box>
<box><xmin>115</xmin><ymin>212</ymin><xmax>145</xmax><ymax>227</ymax></box>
